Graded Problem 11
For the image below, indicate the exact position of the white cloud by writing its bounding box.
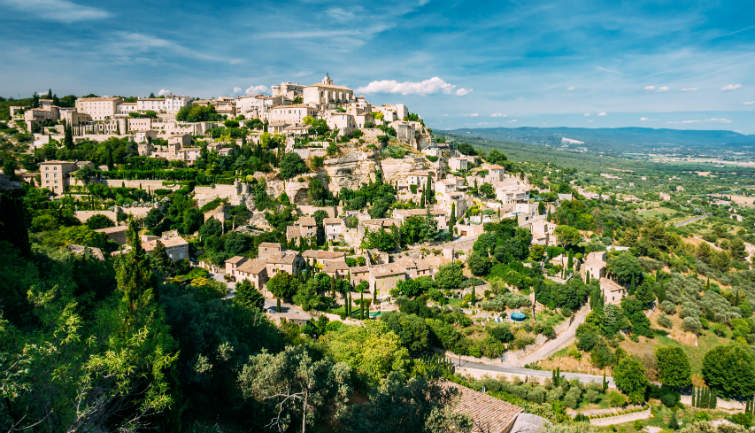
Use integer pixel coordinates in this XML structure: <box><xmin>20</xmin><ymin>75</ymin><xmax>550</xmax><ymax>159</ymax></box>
<box><xmin>721</xmin><ymin>83</ymin><xmax>742</xmax><ymax>91</ymax></box>
<box><xmin>326</xmin><ymin>7</ymin><xmax>356</xmax><ymax>22</ymax></box>
<box><xmin>232</xmin><ymin>87</ymin><xmax>242</xmax><ymax>93</ymax></box>
<box><xmin>509</xmin><ymin>119</ymin><xmax>518</xmax><ymax>123</ymax></box>
<box><xmin>640</xmin><ymin>117</ymin><xmax>649</xmax><ymax>121</ymax></box>
<box><xmin>680</xmin><ymin>87</ymin><xmax>698</xmax><ymax>92</ymax></box>
<box><xmin>744</xmin><ymin>101</ymin><xmax>754</xmax><ymax>105</ymax></box>
<box><xmin>597</xmin><ymin>112</ymin><xmax>607</xmax><ymax>117</ymax></box>
<box><xmin>357</xmin><ymin>76</ymin><xmax>469</xmax><ymax>96</ymax></box>
<box><xmin>0</xmin><ymin>0</ymin><xmax>111</xmax><ymax>22</ymax></box>
<box><xmin>157</xmin><ymin>88</ymin><xmax>171</xmax><ymax>96</ymax></box>
<box><xmin>567</xmin><ymin>86</ymin><xmax>576</xmax><ymax>91</ymax></box>
<box><xmin>644</xmin><ymin>84</ymin><xmax>669</xmax><ymax>92</ymax></box>
<box><xmin>463</xmin><ymin>113</ymin><xmax>479</xmax><ymax>118</ymax></box>
<box><xmin>490</xmin><ymin>113</ymin><xmax>508</xmax><ymax>118</ymax></box>
<box><xmin>245</xmin><ymin>84</ymin><xmax>269</xmax><ymax>95</ymax></box>
<box><xmin>109</xmin><ymin>32</ymin><xmax>241</xmax><ymax>64</ymax></box>
<box><xmin>668</xmin><ymin>117</ymin><xmax>732</xmax><ymax>125</ymax></box>
<box><xmin>583</xmin><ymin>113</ymin><xmax>591</xmax><ymax>117</ymax></box>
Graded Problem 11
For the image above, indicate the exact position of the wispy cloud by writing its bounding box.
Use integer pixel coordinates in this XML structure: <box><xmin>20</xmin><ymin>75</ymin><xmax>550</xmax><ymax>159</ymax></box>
<box><xmin>644</xmin><ymin>84</ymin><xmax>669</xmax><ymax>92</ymax></box>
<box><xmin>232</xmin><ymin>87</ymin><xmax>242</xmax><ymax>93</ymax></box>
<box><xmin>667</xmin><ymin>117</ymin><xmax>732</xmax><ymax>124</ymax></box>
<box><xmin>567</xmin><ymin>86</ymin><xmax>576</xmax><ymax>91</ymax></box>
<box><xmin>721</xmin><ymin>83</ymin><xmax>742</xmax><ymax>91</ymax></box>
<box><xmin>583</xmin><ymin>112</ymin><xmax>591</xmax><ymax>117</ymax></box>
<box><xmin>639</xmin><ymin>116</ymin><xmax>649</xmax><ymax>121</ymax></box>
<box><xmin>108</xmin><ymin>32</ymin><xmax>242</xmax><ymax>64</ymax></box>
<box><xmin>596</xmin><ymin>65</ymin><xmax>619</xmax><ymax>73</ymax></box>
<box><xmin>0</xmin><ymin>0</ymin><xmax>111</xmax><ymax>22</ymax></box>
<box><xmin>680</xmin><ymin>87</ymin><xmax>698</xmax><ymax>92</ymax></box>
<box><xmin>245</xmin><ymin>84</ymin><xmax>269</xmax><ymax>94</ymax></box>
<box><xmin>158</xmin><ymin>88</ymin><xmax>171</xmax><ymax>96</ymax></box>
<box><xmin>597</xmin><ymin>112</ymin><xmax>607</xmax><ymax>116</ymax></box>
<box><xmin>744</xmin><ymin>101</ymin><xmax>754</xmax><ymax>105</ymax></box>
<box><xmin>490</xmin><ymin>112</ymin><xmax>508</xmax><ymax>117</ymax></box>
<box><xmin>462</xmin><ymin>113</ymin><xmax>479</xmax><ymax>117</ymax></box>
<box><xmin>357</xmin><ymin>76</ymin><xmax>470</xmax><ymax>96</ymax></box>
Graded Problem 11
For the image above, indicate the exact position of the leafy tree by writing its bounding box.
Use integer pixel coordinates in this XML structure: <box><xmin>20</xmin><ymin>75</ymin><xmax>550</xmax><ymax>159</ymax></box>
<box><xmin>182</xmin><ymin>208</ymin><xmax>205</xmax><ymax>234</ymax></box>
<box><xmin>320</xmin><ymin>321</ymin><xmax>409</xmax><ymax>385</ymax></box>
<box><xmin>435</xmin><ymin>262</ymin><xmax>464</xmax><ymax>291</ymax></box>
<box><xmin>381</xmin><ymin>311</ymin><xmax>431</xmax><ymax>355</ymax></box>
<box><xmin>238</xmin><ymin>346</ymin><xmax>352</xmax><ymax>433</ymax></box>
<box><xmin>279</xmin><ymin>153</ymin><xmax>308</xmax><ymax>179</ymax></box>
<box><xmin>467</xmin><ymin>252</ymin><xmax>491</xmax><ymax>276</ymax></box>
<box><xmin>702</xmin><ymin>343</ymin><xmax>755</xmax><ymax>400</ymax></box>
<box><xmin>345</xmin><ymin>373</ymin><xmax>472</xmax><ymax>433</ymax></box>
<box><xmin>235</xmin><ymin>280</ymin><xmax>265</xmax><ymax>311</ymax></box>
<box><xmin>478</xmin><ymin>183</ymin><xmax>495</xmax><ymax>199</ymax></box>
<box><xmin>456</xmin><ymin>142</ymin><xmax>477</xmax><ymax>156</ymax></box>
<box><xmin>554</xmin><ymin>225</ymin><xmax>581</xmax><ymax>250</ymax></box>
<box><xmin>656</xmin><ymin>346</ymin><xmax>691</xmax><ymax>389</ymax></box>
<box><xmin>85</xmin><ymin>214</ymin><xmax>115</xmax><ymax>230</ymax></box>
<box><xmin>361</xmin><ymin>228</ymin><xmax>399</xmax><ymax>252</ymax></box>
<box><xmin>150</xmin><ymin>240</ymin><xmax>174</xmax><ymax>277</ymax></box>
<box><xmin>267</xmin><ymin>271</ymin><xmax>299</xmax><ymax>303</ymax></box>
<box><xmin>176</xmin><ymin>105</ymin><xmax>220</xmax><ymax>122</ymax></box>
<box><xmin>607</xmin><ymin>252</ymin><xmax>644</xmax><ymax>289</ymax></box>
<box><xmin>613</xmin><ymin>356</ymin><xmax>649</xmax><ymax>403</ymax></box>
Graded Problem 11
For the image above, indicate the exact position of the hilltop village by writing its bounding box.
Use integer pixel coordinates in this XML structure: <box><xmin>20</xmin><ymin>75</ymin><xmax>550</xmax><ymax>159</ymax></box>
<box><xmin>9</xmin><ymin>74</ymin><xmax>541</xmax><ymax>304</ymax></box>
<box><xmin>1</xmin><ymin>76</ymin><xmax>753</xmax><ymax>433</ymax></box>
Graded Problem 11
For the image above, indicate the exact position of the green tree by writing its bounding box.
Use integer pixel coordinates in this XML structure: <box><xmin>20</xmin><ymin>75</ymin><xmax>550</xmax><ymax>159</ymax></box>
<box><xmin>435</xmin><ymin>262</ymin><xmax>464</xmax><ymax>291</ymax></box>
<box><xmin>320</xmin><ymin>321</ymin><xmax>409</xmax><ymax>385</ymax></box>
<box><xmin>554</xmin><ymin>225</ymin><xmax>581</xmax><ymax>250</ymax></box>
<box><xmin>607</xmin><ymin>251</ymin><xmax>644</xmax><ymax>289</ymax></box>
<box><xmin>702</xmin><ymin>343</ymin><xmax>755</xmax><ymax>400</ymax></box>
<box><xmin>238</xmin><ymin>346</ymin><xmax>352</xmax><ymax>433</ymax></box>
<box><xmin>150</xmin><ymin>240</ymin><xmax>174</xmax><ymax>277</ymax></box>
<box><xmin>279</xmin><ymin>153</ymin><xmax>308</xmax><ymax>179</ymax></box>
<box><xmin>467</xmin><ymin>252</ymin><xmax>491</xmax><ymax>276</ymax></box>
<box><xmin>235</xmin><ymin>280</ymin><xmax>265</xmax><ymax>311</ymax></box>
<box><xmin>267</xmin><ymin>271</ymin><xmax>299</xmax><ymax>306</ymax></box>
<box><xmin>613</xmin><ymin>356</ymin><xmax>649</xmax><ymax>403</ymax></box>
<box><xmin>656</xmin><ymin>346</ymin><xmax>692</xmax><ymax>389</ymax></box>
<box><xmin>85</xmin><ymin>214</ymin><xmax>115</xmax><ymax>230</ymax></box>
<box><xmin>345</xmin><ymin>373</ymin><xmax>472</xmax><ymax>433</ymax></box>
<box><xmin>64</xmin><ymin>124</ymin><xmax>74</xmax><ymax>149</ymax></box>
<box><xmin>478</xmin><ymin>183</ymin><xmax>495</xmax><ymax>199</ymax></box>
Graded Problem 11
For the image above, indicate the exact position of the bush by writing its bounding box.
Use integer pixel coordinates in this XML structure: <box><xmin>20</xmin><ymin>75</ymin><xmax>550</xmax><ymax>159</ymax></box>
<box><xmin>660</xmin><ymin>390</ymin><xmax>680</xmax><ymax>407</ymax></box>
<box><xmin>661</xmin><ymin>300</ymin><xmax>677</xmax><ymax>314</ymax></box>
<box><xmin>657</xmin><ymin>313</ymin><xmax>673</xmax><ymax>329</ymax></box>
<box><xmin>606</xmin><ymin>390</ymin><xmax>627</xmax><ymax>407</ymax></box>
<box><xmin>682</xmin><ymin>316</ymin><xmax>702</xmax><ymax>334</ymax></box>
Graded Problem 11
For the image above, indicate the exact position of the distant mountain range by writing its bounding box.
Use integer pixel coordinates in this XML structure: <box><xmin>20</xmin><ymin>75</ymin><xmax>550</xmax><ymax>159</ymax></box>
<box><xmin>440</xmin><ymin>127</ymin><xmax>754</xmax><ymax>159</ymax></box>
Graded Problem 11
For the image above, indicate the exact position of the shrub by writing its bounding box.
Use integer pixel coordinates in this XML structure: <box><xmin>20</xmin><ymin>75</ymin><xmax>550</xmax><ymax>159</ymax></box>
<box><xmin>660</xmin><ymin>390</ymin><xmax>680</xmax><ymax>407</ymax></box>
<box><xmin>657</xmin><ymin>314</ymin><xmax>673</xmax><ymax>329</ymax></box>
<box><xmin>682</xmin><ymin>316</ymin><xmax>702</xmax><ymax>334</ymax></box>
<box><xmin>606</xmin><ymin>390</ymin><xmax>626</xmax><ymax>407</ymax></box>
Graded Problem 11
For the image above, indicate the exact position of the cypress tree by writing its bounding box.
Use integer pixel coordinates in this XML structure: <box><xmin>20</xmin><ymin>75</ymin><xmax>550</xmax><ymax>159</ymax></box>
<box><xmin>450</xmin><ymin>203</ymin><xmax>456</xmax><ymax>229</ymax></box>
<box><xmin>360</xmin><ymin>289</ymin><xmax>364</xmax><ymax>320</ymax></box>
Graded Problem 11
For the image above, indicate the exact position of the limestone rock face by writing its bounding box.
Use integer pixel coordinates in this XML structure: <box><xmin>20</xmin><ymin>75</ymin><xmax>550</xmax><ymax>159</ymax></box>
<box><xmin>323</xmin><ymin>150</ymin><xmax>378</xmax><ymax>192</ymax></box>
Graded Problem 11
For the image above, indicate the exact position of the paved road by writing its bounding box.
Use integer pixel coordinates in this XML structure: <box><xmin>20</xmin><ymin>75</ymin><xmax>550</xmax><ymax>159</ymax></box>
<box><xmin>590</xmin><ymin>409</ymin><xmax>651</xmax><ymax>426</ymax></box>
<box><xmin>513</xmin><ymin>304</ymin><xmax>590</xmax><ymax>367</ymax></box>
<box><xmin>674</xmin><ymin>213</ymin><xmax>711</xmax><ymax>227</ymax></box>
<box><xmin>455</xmin><ymin>361</ymin><xmax>615</xmax><ymax>387</ymax></box>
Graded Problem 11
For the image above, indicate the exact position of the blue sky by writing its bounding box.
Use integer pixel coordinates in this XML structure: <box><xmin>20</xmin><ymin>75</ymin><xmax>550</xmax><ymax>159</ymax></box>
<box><xmin>1</xmin><ymin>0</ymin><xmax>753</xmax><ymax>133</ymax></box>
